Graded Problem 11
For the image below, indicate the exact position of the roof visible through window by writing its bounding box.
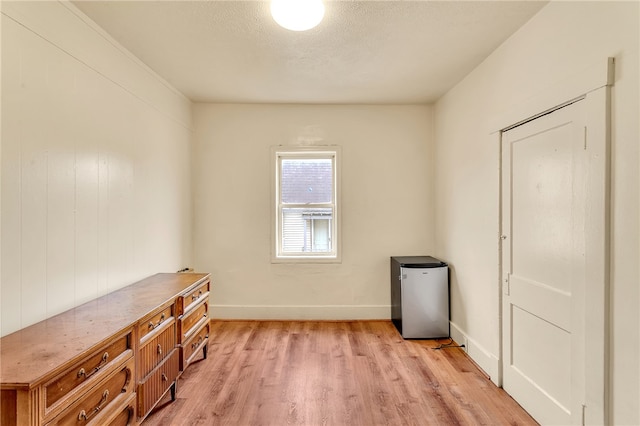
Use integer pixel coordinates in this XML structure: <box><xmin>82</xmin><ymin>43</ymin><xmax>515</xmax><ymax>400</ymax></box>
<box><xmin>281</xmin><ymin>159</ymin><xmax>333</xmax><ymax>204</ymax></box>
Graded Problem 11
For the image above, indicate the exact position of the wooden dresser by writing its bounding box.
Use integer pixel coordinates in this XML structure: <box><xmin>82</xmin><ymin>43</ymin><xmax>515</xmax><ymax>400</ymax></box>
<box><xmin>0</xmin><ymin>273</ymin><xmax>210</xmax><ymax>426</ymax></box>
<box><xmin>176</xmin><ymin>278</ymin><xmax>210</xmax><ymax>372</ymax></box>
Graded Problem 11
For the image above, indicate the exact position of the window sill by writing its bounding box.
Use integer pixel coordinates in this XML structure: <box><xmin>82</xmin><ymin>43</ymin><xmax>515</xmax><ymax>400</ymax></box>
<box><xmin>271</xmin><ymin>255</ymin><xmax>341</xmax><ymax>264</ymax></box>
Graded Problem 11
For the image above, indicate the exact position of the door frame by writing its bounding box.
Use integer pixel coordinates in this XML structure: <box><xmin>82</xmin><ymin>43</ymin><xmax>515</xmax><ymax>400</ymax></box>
<box><xmin>492</xmin><ymin>58</ymin><xmax>614</xmax><ymax>424</ymax></box>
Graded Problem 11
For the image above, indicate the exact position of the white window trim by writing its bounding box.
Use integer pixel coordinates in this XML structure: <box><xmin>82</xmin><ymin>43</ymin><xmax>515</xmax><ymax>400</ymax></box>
<box><xmin>271</xmin><ymin>145</ymin><xmax>341</xmax><ymax>264</ymax></box>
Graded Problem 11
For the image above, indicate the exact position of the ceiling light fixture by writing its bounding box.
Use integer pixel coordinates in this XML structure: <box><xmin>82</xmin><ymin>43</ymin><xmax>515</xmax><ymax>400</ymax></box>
<box><xmin>270</xmin><ymin>0</ymin><xmax>325</xmax><ymax>32</ymax></box>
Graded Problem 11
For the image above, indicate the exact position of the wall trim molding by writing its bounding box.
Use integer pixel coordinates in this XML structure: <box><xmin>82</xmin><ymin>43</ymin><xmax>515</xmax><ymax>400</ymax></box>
<box><xmin>210</xmin><ymin>304</ymin><xmax>390</xmax><ymax>321</ymax></box>
<box><xmin>450</xmin><ymin>321</ymin><xmax>500</xmax><ymax>386</ymax></box>
<box><xmin>490</xmin><ymin>57</ymin><xmax>614</xmax><ymax>134</ymax></box>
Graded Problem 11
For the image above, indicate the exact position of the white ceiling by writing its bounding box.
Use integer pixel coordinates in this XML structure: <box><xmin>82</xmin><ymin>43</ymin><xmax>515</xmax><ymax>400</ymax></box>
<box><xmin>72</xmin><ymin>0</ymin><xmax>547</xmax><ymax>104</ymax></box>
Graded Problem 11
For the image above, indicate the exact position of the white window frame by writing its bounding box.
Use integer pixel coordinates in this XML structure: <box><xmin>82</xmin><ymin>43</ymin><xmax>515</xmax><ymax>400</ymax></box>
<box><xmin>271</xmin><ymin>146</ymin><xmax>341</xmax><ymax>263</ymax></box>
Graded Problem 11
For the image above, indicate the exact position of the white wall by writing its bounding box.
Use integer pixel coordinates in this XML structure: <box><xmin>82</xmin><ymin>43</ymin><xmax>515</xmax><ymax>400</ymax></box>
<box><xmin>193</xmin><ymin>104</ymin><xmax>434</xmax><ymax>319</ymax></box>
<box><xmin>0</xmin><ymin>2</ymin><xmax>193</xmax><ymax>336</ymax></box>
<box><xmin>434</xmin><ymin>1</ymin><xmax>639</xmax><ymax>424</ymax></box>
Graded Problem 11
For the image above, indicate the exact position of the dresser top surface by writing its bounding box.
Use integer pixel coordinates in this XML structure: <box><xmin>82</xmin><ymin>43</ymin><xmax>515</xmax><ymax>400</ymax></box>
<box><xmin>0</xmin><ymin>272</ymin><xmax>210</xmax><ymax>387</ymax></box>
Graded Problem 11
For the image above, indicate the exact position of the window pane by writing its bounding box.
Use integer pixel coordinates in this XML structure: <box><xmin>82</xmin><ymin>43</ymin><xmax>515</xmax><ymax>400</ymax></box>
<box><xmin>282</xmin><ymin>207</ymin><xmax>333</xmax><ymax>253</ymax></box>
<box><xmin>312</xmin><ymin>219</ymin><xmax>331</xmax><ymax>252</ymax></box>
<box><xmin>281</xmin><ymin>159</ymin><xmax>333</xmax><ymax>204</ymax></box>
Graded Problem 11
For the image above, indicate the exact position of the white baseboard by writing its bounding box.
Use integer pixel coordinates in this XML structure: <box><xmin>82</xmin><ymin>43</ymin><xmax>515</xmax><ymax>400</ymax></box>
<box><xmin>210</xmin><ymin>304</ymin><xmax>390</xmax><ymax>321</ymax></box>
<box><xmin>450</xmin><ymin>321</ymin><xmax>501</xmax><ymax>386</ymax></box>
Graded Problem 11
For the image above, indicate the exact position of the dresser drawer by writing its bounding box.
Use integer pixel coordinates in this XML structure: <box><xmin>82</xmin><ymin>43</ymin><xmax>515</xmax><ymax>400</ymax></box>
<box><xmin>138</xmin><ymin>305</ymin><xmax>174</xmax><ymax>342</ymax></box>
<box><xmin>45</xmin><ymin>357</ymin><xmax>135</xmax><ymax>426</ymax></box>
<box><xmin>138</xmin><ymin>318</ymin><xmax>176</xmax><ymax>379</ymax></box>
<box><xmin>105</xmin><ymin>393</ymin><xmax>136</xmax><ymax>426</ymax></box>
<box><xmin>181</xmin><ymin>320</ymin><xmax>209</xmax><ymax>370</ymax></box>
<box><xmin>44</xmin><ymin>331</ymin><xmax>133</xmax><ymax>413</ymax></box>
<box><xmin>178</xmin><ymin>279</ymin><xmax>210</xmax><ymax>316</ymax></box>
<box><xmin>179</xmin><ymin>300</ymin><xmax>208</xmax><ymax>341</ymax></box>
<box><xmin>137</xmin><ymin>349</ymin><xmax>179</xmax><ymax>419</ymax></box>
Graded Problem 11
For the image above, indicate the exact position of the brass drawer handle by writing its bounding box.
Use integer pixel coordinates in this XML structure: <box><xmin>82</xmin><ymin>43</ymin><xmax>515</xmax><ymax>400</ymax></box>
<box><xmin>157</xmin><ymin>344</ymin><xmax>163</xmax><ymax>356</ymax></box>
<box><xmin>77</xmin><ymin>389</ymin><xmax>109</xmax><ymax>422</ymax></box>
<box><xmin>191</xmin><ymin>290</ymin><xmax>203</xmax><ymax>301</ymax></box>
<box><xmin>77</xmin><ymin>352</ymin><xmax>109</xmax><ymax>380</ymax></box>
<box><xmin>162</xmin><ymin>373</ymin><xmax>168</xmax><ymax>382</ymax></box>
<box><xmin>191</xmin><ymin>335</ymin><xmax>207</xmax><ymax>351</ymax></box>
<box><xmin>148</xmin><ymin>313</ymin><xmax>166</xmax><ymax>330</ymax></box>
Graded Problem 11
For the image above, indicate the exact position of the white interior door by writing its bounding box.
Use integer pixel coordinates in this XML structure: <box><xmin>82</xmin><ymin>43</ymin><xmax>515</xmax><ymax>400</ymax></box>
<box><xmin>501</xmin><ymin>100</ymin><xmax>587</xmax><ymax>425</ymax></box>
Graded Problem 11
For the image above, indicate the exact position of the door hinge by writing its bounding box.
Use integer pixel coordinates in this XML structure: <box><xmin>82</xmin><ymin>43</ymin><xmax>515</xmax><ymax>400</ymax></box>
<box><xmin>583</xmin><ymin>126</ymin><xmax>587</xmax><ymax>150</ymax></box>
<box><xmin>503</xmin><ymin>273</ymin><xmax>510</xmax><ymax>295</ymax></box>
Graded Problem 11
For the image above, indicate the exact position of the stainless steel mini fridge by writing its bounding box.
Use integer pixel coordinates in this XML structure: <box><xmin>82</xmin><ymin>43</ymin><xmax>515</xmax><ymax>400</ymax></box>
<box><xmin>390</xmin><ymin>256</ymin><xmax>449</xmax><ymax>339</ymax></box>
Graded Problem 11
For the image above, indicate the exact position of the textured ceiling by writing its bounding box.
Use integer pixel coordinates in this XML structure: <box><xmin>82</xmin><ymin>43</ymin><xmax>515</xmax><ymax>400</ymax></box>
<box><xmin>72</xmin><ymin>1</ymin><xmax>547</xmax><ymax>104</ymax></box>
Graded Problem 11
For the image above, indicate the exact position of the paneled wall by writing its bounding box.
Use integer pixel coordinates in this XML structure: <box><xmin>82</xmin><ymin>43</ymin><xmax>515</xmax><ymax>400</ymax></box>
<box><xmin>1</xmin><ymin>2</ymin><xmax>193</xmax><ymax>336</ymax></box>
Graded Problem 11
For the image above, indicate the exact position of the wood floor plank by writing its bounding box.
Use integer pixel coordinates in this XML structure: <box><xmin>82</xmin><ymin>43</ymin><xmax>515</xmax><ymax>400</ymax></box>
<box><xmin>143</xmin><ymin>320</ymin><xmax>537</xmax><ymax>426</ymax></box>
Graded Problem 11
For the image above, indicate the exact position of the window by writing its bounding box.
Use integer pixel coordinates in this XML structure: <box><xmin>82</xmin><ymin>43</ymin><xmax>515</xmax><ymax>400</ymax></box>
<box><xmin>273</xmin><ymin>147</ymin><xmax>340</xmax><ymax>262</ymax></box>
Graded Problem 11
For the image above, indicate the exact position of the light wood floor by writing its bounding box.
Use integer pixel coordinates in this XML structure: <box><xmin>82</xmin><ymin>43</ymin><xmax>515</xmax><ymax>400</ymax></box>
<box><xmin>144</xmin><ymin>321</ymin><xmax>537</xmax><ymax>425</ymax></box>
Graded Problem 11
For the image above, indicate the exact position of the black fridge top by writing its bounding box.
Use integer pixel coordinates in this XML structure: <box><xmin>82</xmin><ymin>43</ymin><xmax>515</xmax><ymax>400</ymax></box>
<box><xmin>391</xmin><ymin>256</ymin><xmax>447</xmax><ymax>268</ymax></box>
